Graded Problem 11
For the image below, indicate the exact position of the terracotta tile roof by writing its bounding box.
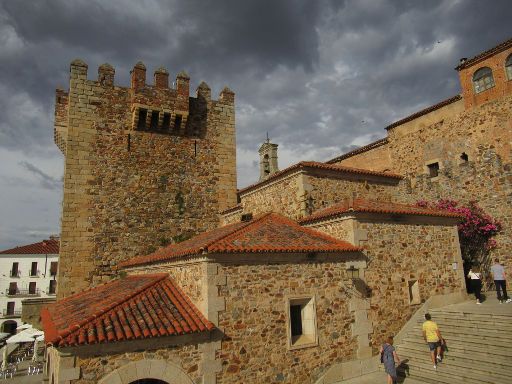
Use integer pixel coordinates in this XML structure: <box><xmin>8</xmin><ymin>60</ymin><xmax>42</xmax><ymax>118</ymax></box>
<box><xmin>299</xmin><ymin>199</ymin><xmax>463</xmax><ymax>225</ymax></box>
<box><xmin>385</xmin><ymin>95</ymin><xmax>462</xmax><ymax>131</ymax></box>
<box><xmin>455</xmin><ymin>38</ymin><xmax>512</xmax><ymax>70</ymax></box>
<box><xmin>41</xmin><ymin>273</ymin><xmax>214</xmax><ymax>347</ymax></box>
<box><xmin>0</xmin><ymin>239</ymin><xmax>59</xmax><ymax>255</ymax></box>
<box><xmin>326</xmin><ymin>138</ymin><xmax>388</xmax><ymax>164</ymax></box>
<box><xmin>238</xmin><ymin>161</ymin><xmax>402</xmax><ymax>195</ymax></box>
<box><xmin>120</xmin><ymin>213</ymin><xmax>360</xmax><ymax>268</ymax></box>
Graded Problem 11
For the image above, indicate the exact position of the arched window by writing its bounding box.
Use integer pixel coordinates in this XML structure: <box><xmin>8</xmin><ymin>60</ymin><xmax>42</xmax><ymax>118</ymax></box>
<box><xmin>506</xmin><ymin>54</ymin><xmax>512</xmax><ymax>81</ymax></box>
<box><xmin>472</xmin><ymin>67</ymin><xmax>495</xmax><ymax>94</ymax></box>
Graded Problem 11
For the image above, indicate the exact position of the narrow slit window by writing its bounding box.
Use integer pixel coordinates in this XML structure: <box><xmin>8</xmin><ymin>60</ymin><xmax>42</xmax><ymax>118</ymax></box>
<box><xmin>137</xmin><ymin>108</ymin><xmax>147</xmax><ymax>130</ymax></box>
<box><xmin>174</xmin><ymin>114</ymin><xmax>182</xmax><ymax>132</ymax></box>
<box><xmin>162</xmin><ymin>113</ymin><xmax>171</xmax><ymax>131</ymax></box>
<box><xmin>427</xmin><ymin>162</ymin><xmax>439</xmax><ymax>178</ymax></box>
<box><xmin>150</xmin><ymin>111</ymin><xmax>159</xmax><ymax>130</ymax></box>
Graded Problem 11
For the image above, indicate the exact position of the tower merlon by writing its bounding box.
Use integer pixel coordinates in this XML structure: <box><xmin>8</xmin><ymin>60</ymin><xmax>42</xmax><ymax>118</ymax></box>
<box><xmin>98</xmin><ymin>63</ymin><xmax>115</xmax><ymax>86</ymax></box>
<box><xmin>154</xmin><ymin>66</ymin><xmax>169</xmax><ymax>89</ymax></box>
<box><xmin>70</xmin><ymin>59</ymin><xmax>88</xmax><ymax>80</ymax></box>
<box><xmin>219</xmin><ymin>86</ymin><xmax>235</xmax><ymax>104</ymax></box>
<box><xmin>131</xmin><ymin>61</ymin><xmax>147</xmax><ymax>90</ymax></box>
<box><xmin>197</xmin><ymin>81</ymin><xmax>211</xmax><ymax>100</ymax></box>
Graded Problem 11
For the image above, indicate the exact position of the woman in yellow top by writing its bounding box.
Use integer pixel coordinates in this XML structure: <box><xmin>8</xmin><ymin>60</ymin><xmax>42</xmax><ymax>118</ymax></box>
<box><xmin>422</xmin><ymin>313</ymin><xmax>444</xmax><ymax>369</ymax></box>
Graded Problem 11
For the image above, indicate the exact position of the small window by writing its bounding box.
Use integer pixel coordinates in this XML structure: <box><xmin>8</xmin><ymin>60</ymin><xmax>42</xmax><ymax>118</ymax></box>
<box><xmin>162</xmin><ymin>113</ymin><xmax>171</xmax><ymax>131</ymax></box>
<box><xmin>8</xmin><ymin>282</ymin><xmax>17</xmax><ymax>295</ymax></box>
<box><xmin>29</xmin><ymin>282</ymin><xmax>37</xmax><ymax>294</ymax></box>
<box><xmin>50</xmin><ymin>261</ymin><xmax>58</xmax><ymax>276</ymax></box>
<box><xmin>472</xmin><ymin>67</ymin><xmax>495</xmax><ymax>94</ymax></box>
<box><xmin>48</xmin><ymin>280</ymin><xmax>57</xmax><ymax>295</ymax></box>
<box><xmin>506</xmin><ymin>54</ymin><xmax>512</xmax><ymax>81</ymax></box>
<box><xmin>174</xmin><ymin>114</ymin><xmax>182</xmax><ymax>132</ymax></box>
<box><xmin>150</xmin><ymin>111</ymin><xmax>159</xmax><ymax>130</ymax></box>
<box><xmin>408</xmin><ymin>280</ymin><xmax>420</xmax><ymax>305</ymax></box>
<box><xmin>427</xmin><ymin>162</ymin><xmax>439</xmax><ymax>178</ymax></box>
<box><xmin>287</xmin><ymin>296</ymin><xmax>318</xmax><ymax>349</ymax></box>
<box><xmin>460</xmin><ymin>152</ymin><xmax>469</xmax><ymax>162</ymax></box>
<box><xmin>137</xmin><ymin>108</ymin><xmax>147</xmax><ymax>130</ymax></box>
<box><xmin>30</xmin><ymin>262</ymin><xmax>38</xmax><ymax>277</ymax></box>
<box><xmin>11</xmin><ymin>262</ymin><xmax>19</xmax><ymax>277</ymax></box>
<box><xmin>6</xmin><ymin>302</ymin><xmax>15</xmax><ymax>315</ymax></box>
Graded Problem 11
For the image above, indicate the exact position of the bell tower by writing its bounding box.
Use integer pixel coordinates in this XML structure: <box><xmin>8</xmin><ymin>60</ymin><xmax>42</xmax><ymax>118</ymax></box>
<box><xmin>258</xmin><ymin>136</ymin><xmax>279</xmax><ymax>181</ymax></box>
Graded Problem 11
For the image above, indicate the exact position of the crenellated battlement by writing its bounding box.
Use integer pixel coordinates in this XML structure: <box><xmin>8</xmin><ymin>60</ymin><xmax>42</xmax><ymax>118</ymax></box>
<box><xmin>55</xmin><ymin>58</ymin><xmax>237</xmax><ymax>298</ymax></box>
<box><xmin>54</xmin><ymin>59</ymin><xmax>234</xmax><ymax>152</ymax></box>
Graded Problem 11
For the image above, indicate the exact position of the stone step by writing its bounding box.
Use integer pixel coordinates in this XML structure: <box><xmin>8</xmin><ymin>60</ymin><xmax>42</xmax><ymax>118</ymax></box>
<box><xmin>400</xmin><ymin>339</ymin><xmax>512</xmax><ymax>363</ymax></box>
<box><xmin>408</xmin><ymin>325</ymin><xmax>512</xmax><ymax>346</ymax></box>
<box><xmin>398</xmin><ymin>341</ymin><xmax>512</xmax><ymax>368</ymax></box>
<box><xmin>414</xmin><ymin>316</ymin><xmax>512</xmax><ymax>331</ymax></box>
<box><xmin>429</xmin><ymin>310</ymin><xmax>512</xmax><ymax>323</ymax></box>
<box><xmin>395</xmin><ymin>357</ymin><xmax>511</xmax><ymax>384</ymax></box>
<box><xmin>397</xmin><ymin>345</ymin><xmax>512</xmax><ymax>376</ymax></box>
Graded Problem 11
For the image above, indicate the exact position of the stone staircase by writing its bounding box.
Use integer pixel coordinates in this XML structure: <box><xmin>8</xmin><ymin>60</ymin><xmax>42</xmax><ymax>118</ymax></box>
<box><xmin>395</xmin><ymin>298</ymin><xmax>512</xmax><ymax>384</ymax></box>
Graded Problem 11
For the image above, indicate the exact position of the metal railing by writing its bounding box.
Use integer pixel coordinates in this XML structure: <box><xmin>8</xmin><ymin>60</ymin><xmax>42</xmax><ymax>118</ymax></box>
<box><xmin>29</xmin><ymin>270</ymin><xmax>41</xmax><ymax>277</ymax></box>
<box><xmin>5</xmin><ymin>288</ymin><xmax>41</xmax><ymax>297</ymax></box>
<box><xmin>2</xmin><ymin>309</ymin><xmax>22</xmax><ymax>317</ymax></box>
<box><xmin>45</xmin><ymin>289</ymin><xmax>57</xmax><ymax>295</ymax></box>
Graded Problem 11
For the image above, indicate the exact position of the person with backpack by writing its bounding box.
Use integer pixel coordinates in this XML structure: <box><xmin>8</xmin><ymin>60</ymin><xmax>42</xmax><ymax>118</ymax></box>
<box><xmin>380</xmin><ymin>335</ymin><xmax>400</xmax><ymax>384</ymax></box>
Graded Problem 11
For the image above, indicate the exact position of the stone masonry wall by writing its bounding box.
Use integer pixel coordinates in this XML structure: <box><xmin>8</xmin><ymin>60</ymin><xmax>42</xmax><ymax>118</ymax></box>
<box><xmin>56</xmin><ymin>60</ymin><xmax>237</xmax><ymax>298</ymax></box>
<box><xmin>330</xmin><ymin>142</ymin><xmax>393</xmax><ymax>172</ymax></box>
<box><xmin>238</xmin><ymin>174</ymin><xmax>304</xmax><ymax>220</ymax></box>
<box><xmin>235</xmin><ymin>172</ymin><xmax>403</xmax><ymax>224</ymax></box>
<box><xmin>307</xmin><ymin>217</ymin><xmax>465</xmax><ymax>354</ymax></box>
<box><xmin>307</xmin><ymin>175</ymin><xmax>402</xmax><ymax>213</ymax></box>
<box><xmin>388</xmin><ymin>94</ymin><xmax>512</xmax><ymax>278</ymax></box>
<box><xmin>216</xmin><ymin>254</ymin><xmax>360</xmax><ymax>384</ymax></box>
<box><xmin>361</xmin><ymin>220</ymin><xmax>465</xmax><ymax>352</ymax></box>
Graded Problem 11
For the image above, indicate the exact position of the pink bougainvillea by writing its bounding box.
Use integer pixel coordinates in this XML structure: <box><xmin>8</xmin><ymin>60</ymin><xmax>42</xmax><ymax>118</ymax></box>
<box><xmin>417</xmin><ymin>199</ymin><xmax>501</xmax><ymax>263</ymax></box>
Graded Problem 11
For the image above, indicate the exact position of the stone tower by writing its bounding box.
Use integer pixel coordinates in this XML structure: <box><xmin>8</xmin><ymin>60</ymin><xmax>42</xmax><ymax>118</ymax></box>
<box><xmin>54</xmin><ymin>59</ymin><xmax>237</xmax><ymax>298</ymax></box>
<box><xmin>258</xmin><ymin>138</ymin><xmax>279</xmax><ymax>181</ymax></box>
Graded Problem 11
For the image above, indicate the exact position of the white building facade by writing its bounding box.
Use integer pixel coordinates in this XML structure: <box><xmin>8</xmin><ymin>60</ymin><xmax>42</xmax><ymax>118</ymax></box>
<box><xmin>0</xmin><ymin>238</ymin><xmax>59</xmax><ymax>334</ymax></box>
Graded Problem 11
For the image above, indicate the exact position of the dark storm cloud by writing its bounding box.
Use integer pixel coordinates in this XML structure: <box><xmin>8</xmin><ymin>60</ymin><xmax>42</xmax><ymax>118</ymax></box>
<box><xmin>0</xmin><ymin>0</ymin><xmax>511</xmax><ymax>248</ymax></box>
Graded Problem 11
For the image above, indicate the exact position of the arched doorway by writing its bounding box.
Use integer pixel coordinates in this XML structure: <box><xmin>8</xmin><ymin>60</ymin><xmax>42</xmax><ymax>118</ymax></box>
<box><xmin>1</xmin><ymin>320</ymin><xmax>17</xmax><ymax>335</ymax></box>
<box><xmin>98</xmin><ymin>359</ymin><xmax>195</xmax><ymax>384</ymax></box>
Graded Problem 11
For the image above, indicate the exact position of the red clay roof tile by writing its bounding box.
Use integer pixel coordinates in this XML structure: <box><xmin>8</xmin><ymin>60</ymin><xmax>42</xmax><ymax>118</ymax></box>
<box><xmin>298</xmin><ymin>199</ymin><xmax>463</xmax><ymax>225</ymax></box>
<box><xmin>41</xmin><ymin>273</ymin><xmax>214</xmax><ymax>347</ymax></box>
<box><xmin>0</xmin><ymin>239</ymin><xmax>59</xmax><ymax>254</ymax></box>
<box><xmin>238</xmin><ymin>161</ymin><xmax>402</xmax><ymax>195</ymax></box>
<box><xmin>120</xmin><ymin>213</ymin><xmax>360</xmax><ymax>268</ymax></box>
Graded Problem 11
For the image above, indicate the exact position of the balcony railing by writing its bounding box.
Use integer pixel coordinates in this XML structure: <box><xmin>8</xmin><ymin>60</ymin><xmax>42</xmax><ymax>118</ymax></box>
<box><xmin>5</xmin><ymin>288</ymin><xmax>41</xmax><ymax>297</ymax></box>
<box><xmin>2</xmin><ymin>309</ymin><xmax>22</xmax><ymax>317</ymax></box>
<box><xmin>29</xmin><ymin>270</ymin><xmax>41</xmax><ymax>277</ymax></box>
<box><xmin>46</xmin><ymin>289</ymin><xmax>57</xmax><ymax>295</ymax></box>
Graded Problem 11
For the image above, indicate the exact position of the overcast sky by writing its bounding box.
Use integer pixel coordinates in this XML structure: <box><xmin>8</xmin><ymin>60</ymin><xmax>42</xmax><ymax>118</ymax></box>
<box><xmin>0</xmin><ymin>0</ymin><xmax>510</xmax><ymax>249</ymax></box>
